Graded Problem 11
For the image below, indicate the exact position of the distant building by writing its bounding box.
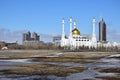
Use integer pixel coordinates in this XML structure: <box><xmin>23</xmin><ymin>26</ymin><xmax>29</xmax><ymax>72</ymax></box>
<box><xmin>22</xmin><ymin>31</ymin><xmax>40</xmax><ymax>46</ymax></box>
<box><xmin>32</xmin><ymin>32</ymin><xmax>40</xmax><ymax>41</ymax></box>
<box><xmin>99</xmin><ymin>16</ymin><xmax>106</xmax><ymax>42</ymax></box>
<box><xmin>23</xmin><ymin>41</ymin><xmax>40</xmax><ymax>46</ymax></box>
<box><xmin>0</xmin><ymin>41</ymin><xmax>7</xmax><ymax>47</ymax></box>
<box><xmin>22</xmin><ymin>31</ymin><xmax>31</xmax><ymax>42</ymax></box>
<box><xmin>22</xmin><ymin>31</ymin><xmax>40</xmax><ymax>42</ymax></box>
<box><xmin>0</xmin><ymin>41</ymin><xmax>18</xmax><ymax>49</ymax></box>
<box><xmin>53</xmin><ymin>36</ymin><xmax>61</xmax><ymax>46</ymax></box>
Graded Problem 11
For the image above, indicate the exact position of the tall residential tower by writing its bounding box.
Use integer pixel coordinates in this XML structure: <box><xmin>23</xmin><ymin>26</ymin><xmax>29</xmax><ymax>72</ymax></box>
<box><xmin>99</xmin><ymin>16</ymin><xmax>106</xmax><ymax>42</ymax></box>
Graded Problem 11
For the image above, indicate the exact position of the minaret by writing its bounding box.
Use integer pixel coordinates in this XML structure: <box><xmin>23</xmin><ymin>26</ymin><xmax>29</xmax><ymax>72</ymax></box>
<box><xmin>93</xmin><ymin>18</ymin><xmax>96</xmax><ymax>35</ymax></box>
<box><xmin>61</xmin><ymin>18</ymin><xmax>65</xmax><ymax>47</ymax></box>
<box><xmin>69</xmin><ymin>17</ymin><xmax>72</xmax><ymax>37</ymax></box>
<box><xmin>74</xmin><ymin>20</ymin><xmax>76</xmax><ymax>29</ymax></box>
<box><xmin>92</xmin><ymin>18</ymin><xmax>97</xmax><ymax>47</ymax></box>
<box><xmin>62</xmin><ymin>18</ymin><xmax>65</xmax><ymax>39</ymax></box>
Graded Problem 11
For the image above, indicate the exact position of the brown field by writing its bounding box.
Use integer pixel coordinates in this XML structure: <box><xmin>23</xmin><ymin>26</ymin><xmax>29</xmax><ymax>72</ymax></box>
<box><xmin>0</xmin><ymin>50</ymin><xmax>118</xmax><ymax>59</ymax></box>
<box><xmin>0</xmin><ymin>50</ymin><xmax>119</xmax><ymax>79</ymax></box>
<box><xmin>0</xmin><ymin>50</ymin><xmax>59</xmax><ymax>59</ymax></box>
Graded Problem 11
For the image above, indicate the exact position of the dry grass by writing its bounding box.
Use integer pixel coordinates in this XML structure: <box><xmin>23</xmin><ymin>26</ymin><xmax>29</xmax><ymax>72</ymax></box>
<box><xmin>99</xmin><ymin>68</ymin><xmax>120</xmax><ymax>73</ymax></box>
<box><xmin>0</xmin><ymin>50</ymin><xmax>58</xmax><ymax>59</ymax></box>
<box><xmin>97</xmin><ymin>68</ymin><xmax>120</xmax><ymax>80</ymax></box>
<box><xmin>1</xmin><ymin>64</ymin><xmax>86</xmax><ymax>77</ymax></box>
<box><xmin>32</xmin><ymin>57</ymin><xmax>102</xmax><ymax>63</ymax></box>
<box><xmin>62</xmin><ymin>52</ymin><xmax>119</xmax><ymax>58</ymax></box>
<box><xmin>96</xmin><ymin>76</ymin><xmax>120</xmax><ymax>80</ymax></box>
<box><xmin>0</xmin><ymin>50</ymin><xmax>118</xmax><ymax>59</ymax></box>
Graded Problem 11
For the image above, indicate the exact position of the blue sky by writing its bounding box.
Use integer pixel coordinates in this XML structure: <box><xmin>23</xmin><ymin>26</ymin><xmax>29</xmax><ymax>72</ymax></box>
<box><xmin>0</xmin><ymin>0</ymin><xmax>120</xmax><ymax>43</ymax></box>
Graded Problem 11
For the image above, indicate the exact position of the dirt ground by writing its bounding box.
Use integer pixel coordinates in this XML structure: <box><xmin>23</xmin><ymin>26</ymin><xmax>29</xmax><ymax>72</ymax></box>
<box><xmin>0</xmin><ymin>50</ymin><xmax>118</xmax><ymax>59</ymax></box>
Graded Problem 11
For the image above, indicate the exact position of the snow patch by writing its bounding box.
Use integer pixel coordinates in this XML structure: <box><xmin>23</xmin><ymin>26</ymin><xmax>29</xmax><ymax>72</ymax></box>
<box><xmin>0</xmin><ymin>59</ymin><xmax>30</xmax><ymax>63</ymax></box>
<box><xmin>108</xmin><ymin>54</ymin><xmax>120</xmax><ymax>58</ymax></box>
<box><xmin>46</xmin><ymin>53</ymin><xmax>63</xmax><ymax>57</ymax></box>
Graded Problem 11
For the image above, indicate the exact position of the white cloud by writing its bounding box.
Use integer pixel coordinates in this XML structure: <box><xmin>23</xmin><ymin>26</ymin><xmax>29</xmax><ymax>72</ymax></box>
<box><xmin>0</xmin><ymin>27</ymin><xmax>27</xmax><ymax>43</ymax></box>
<box><xmin>0</xmin><ymin>27</ymin><xmax>60</xmax><ymax>43</ymax></box>
<box><xmin>107</xmin><ymin>28</ymin><xmax>120</xmax><ymax>42</ymax></box>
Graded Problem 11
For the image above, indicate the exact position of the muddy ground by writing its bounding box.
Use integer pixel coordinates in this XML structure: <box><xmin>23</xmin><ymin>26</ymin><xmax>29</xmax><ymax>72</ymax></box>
<box><xmin>0</xmin><ymin>50</ymin><xmax>119</xmax><ymax>80</ymax></box>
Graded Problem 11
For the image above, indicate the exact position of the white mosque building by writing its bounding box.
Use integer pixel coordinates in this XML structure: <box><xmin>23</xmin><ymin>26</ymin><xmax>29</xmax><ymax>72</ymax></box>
<box><xmin>60</xmin><ymin>17</ymin><xmax>120</xmax><ymax>49</ymax></box>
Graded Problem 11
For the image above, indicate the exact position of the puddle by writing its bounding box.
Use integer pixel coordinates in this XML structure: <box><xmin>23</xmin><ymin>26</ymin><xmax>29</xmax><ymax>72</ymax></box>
<box><xmin>65</xmin><ymin>53</ymin><xmax>120</xmax><ymax>80</ymax></box>
<box><xmin>0</xmin><ymin>66</ymin><xmax>22</xmax><ymax>70</ymax></box>
<box><xmin>0</xmin><ymin>78</ymin><xmax>15</xmax><ymax>80</ymax></box>
<box><xmin>96</xmin><ymin>73</ymin><xmax>120</xmax><ymax>77</ymax></box>
<box><xmin>15</xmin><ymin>75</ymin><xmax>66</xmax><ymax>80</ymax></box>
<box><xmin>0</xmin><ymin>59</ymin><xmax>32</xmax><ymax>65</ymax></box>
<box><xmin>0</xmin><ymin>59</ymin><xmax>31</xmax><ymax>71</ymax></box>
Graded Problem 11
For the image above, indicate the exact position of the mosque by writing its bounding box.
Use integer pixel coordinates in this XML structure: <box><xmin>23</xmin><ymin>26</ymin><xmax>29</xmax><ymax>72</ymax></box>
<box><xmin>60</xmin><ymin>17</ymin><xmax>120</xmax><ymax>49</ymax></box>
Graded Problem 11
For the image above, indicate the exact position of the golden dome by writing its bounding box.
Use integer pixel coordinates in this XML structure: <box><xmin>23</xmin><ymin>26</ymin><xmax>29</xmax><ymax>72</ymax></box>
<box><xmin>72</xmin><ymin>28</ymin><xmax>80</xmax><ymax>35</ymax></box>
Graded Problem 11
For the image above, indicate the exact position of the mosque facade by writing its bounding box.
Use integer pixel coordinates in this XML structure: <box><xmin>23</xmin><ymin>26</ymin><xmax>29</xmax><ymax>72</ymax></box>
<box><xmin>60</xmin><ymin>17</ymin><xmax>120</xmax><ymax>49</ymax></box>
